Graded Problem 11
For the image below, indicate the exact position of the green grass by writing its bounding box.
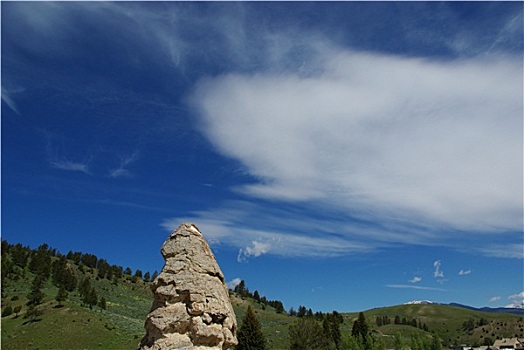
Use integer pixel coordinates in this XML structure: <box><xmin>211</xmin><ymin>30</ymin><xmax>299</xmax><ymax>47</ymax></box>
<box><xmin>1</xmin><ymin>271</ymin><xmax>148</xmax><ymax>350</ymax></box>
<box><xmin>344</xmin><ymin>304</ymin><xmax>524</xmax><ymax>347</ymax></box>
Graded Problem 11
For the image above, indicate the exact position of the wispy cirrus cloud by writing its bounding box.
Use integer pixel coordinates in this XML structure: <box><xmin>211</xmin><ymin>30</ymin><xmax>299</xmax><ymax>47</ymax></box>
<box><xmin>409</xmin><ymin>276</ymin><xmax>422</xmax><ymax>284</ymax></box>
<box><xmin>50</xmin><ymin>159</ymin><xmax>91</xmax><ymax>175</ymax></box>
<box><xmin>109</xmin><ymin>152</ymin><xmax>140</xmax><ymax>178</ymax></box>
<box><xmin>160</xmin><ymin>201</ymin><xmax>376</xmax><ymax>260</ymax></box>
<box><xmin>1</xmin><ymin>86</ymin><xmax>22</xmax><ymax>115</ymax></box>
<box><xmin>386</xmin><ymin>284</ymin><xmax>447</xmax><ymax>292</ymax></box>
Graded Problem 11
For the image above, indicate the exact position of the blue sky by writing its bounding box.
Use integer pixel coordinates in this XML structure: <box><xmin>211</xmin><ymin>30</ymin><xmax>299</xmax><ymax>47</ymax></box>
<box><xmin>2</xmin><ymin>1</ymin><xmax>523</xmax><ymax>313</ymax></box>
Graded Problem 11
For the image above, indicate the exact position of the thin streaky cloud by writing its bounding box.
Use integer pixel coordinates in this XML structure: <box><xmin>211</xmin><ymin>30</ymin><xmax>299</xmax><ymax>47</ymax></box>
<box><xmin>109</xmin><ymin>151</ymin><xmax>140</xmax><ymax>178</ymax></box>
<box><xmin>386</xmin><ymin>284</ymin><xmax>447</xmax><ymax>292</ymax></box>
<box><xmin>1</xmin><ymin>86</ymin><xmax>21</xmax><ymax>115</ymax></box>
<box><xmin>50</xmin><ymin>159</ymin><xmax>91</xmax><ymax>175</ymax></box>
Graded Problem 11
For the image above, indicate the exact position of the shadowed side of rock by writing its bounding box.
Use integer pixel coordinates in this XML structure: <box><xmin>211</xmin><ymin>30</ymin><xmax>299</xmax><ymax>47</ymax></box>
<box><xmin>138</xmin><ymin>223</ymin><xmax>237</xmax><ymax>350</ymax></box>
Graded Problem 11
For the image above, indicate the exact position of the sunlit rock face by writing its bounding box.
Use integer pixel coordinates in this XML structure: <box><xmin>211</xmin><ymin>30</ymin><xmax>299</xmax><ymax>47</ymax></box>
<box><xmin>138</xmin><ymin>223</ymin><xmax>237</xmax><ymax>350</ymax></box>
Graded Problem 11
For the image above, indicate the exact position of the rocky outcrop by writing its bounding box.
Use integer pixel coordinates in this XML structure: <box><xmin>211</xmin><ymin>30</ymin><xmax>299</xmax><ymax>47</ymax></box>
<box><xmin>138</xmin><ymin>223</ymin><xmax>237</xmax><ymax>350</ymax></box>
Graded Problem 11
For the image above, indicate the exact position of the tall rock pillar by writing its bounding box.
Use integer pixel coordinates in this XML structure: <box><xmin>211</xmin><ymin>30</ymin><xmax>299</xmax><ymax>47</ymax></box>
<box><xmin>138</xmin><ymin>223</ymin><xmax>238</xmax><ymax>350</ymax></box>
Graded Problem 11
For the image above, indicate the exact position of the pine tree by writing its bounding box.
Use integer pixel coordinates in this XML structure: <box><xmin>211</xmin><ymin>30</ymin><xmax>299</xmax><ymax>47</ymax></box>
<box><xmin>297</xmin><ymin>305</ymin><xmax>307</xmax><ymax>318</ymax></box>
<box><xmin>78</xmin><ymin>276</ymin><xmax>91</xmax><ymax>299</ymax></box>
<box><xmin>352</xmin><ymin>312</ymin><xmax>369</xmax><ymax>345</ymax></box>
<box><xmin>323</xmin><ymin>313</ymin><xmax>342</xmax><ymax>349</ymax></box>
<box><xmin>84</xmin><ymin>287</ymin><xmax>98</xmax><ymax>309</ymax></box>
<box><xmin>236</xmin><ymin>305</ymin><xmax>266</xmax><ymax>350</ymax></box>
<box><xmin>27</xmin><ymin>274</ymin><xmax>45</xmax><ymax>307</ymax></box>
<box><xmin>29</xmin><ymin>244</ymin><xmax>52</xmax><ymax>278</ymax></box>
<box><xmin>289</xmin><ymin>317</ymin><xmax>330</xmax><ymax>350</ymax></box>
<box><xmin>55</xmin><ymin>286</ymin><xmax>68</xmax><ymax>307</ymax></box>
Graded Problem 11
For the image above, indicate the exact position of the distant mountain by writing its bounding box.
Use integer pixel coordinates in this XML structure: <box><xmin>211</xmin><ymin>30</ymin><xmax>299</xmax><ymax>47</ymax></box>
<box><xmin>404</xmin><ymin>300</ymin><xmax>439</xmax><ymax>305</ymax></box>
<box><xmin>448</xmin><ymin>302</ymin><xmax>524</xmax><ymax>315</ymax></box>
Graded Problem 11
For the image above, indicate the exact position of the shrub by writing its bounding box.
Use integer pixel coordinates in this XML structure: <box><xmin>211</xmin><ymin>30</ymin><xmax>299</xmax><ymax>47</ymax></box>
<box><xmin>2</xmin><ymin>305</ymin><xmax>13</xmax><ymax>317</ymax></box>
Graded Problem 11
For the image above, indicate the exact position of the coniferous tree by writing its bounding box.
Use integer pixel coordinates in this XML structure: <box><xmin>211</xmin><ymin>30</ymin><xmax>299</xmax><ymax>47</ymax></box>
<box><xmin>289</xmin><ymin>307</ymin><xmax>297</xmax><ymax>317</ymax></box>
<box><xmin>79</xmin><ymin>276</ymin><xmax>91</xmax><ymax>299</ymax></box>
<box><xmin>84</xmin><ymin>287</ymin><xmax>98</xmax><ymax>309</ymax></box>
<box><xmin>11</xmin><ymin>243</ymin><xmax>30</xmax><ymax>268</ymax></box>
<box><xmin>55</xmin><ymin>286</ymin><xmax>68</xmax><ymax>307</ymax></box>
<box><xmin>236</xmin><ymin>305</ymin><xmax>266</xmax><ymax>350</ymax></box>
<box><xmin>25</xmin><ymin>274</ymin><xmax>46</xmax><ymax>321</ymax></box>
<box><xmin>323</xmin><ymin>313</ymin><xmax>342</xmax><ymax>349</ymax></box>
<box><xmin>27</xmin><ymin>274</ymin><xmax>46</xmax><ymax>307</ymax></box>
<box><xmin>289</xmin><ymin>317</ymin><xmax>330</xmax><ymax>350</ymax></box>
<box><xmin>297</xmin><ymin>305</ymin><xmax>307</xmax><ymax>318</ymax></box>
<box><xmin>352</xmin><ymin>312</ymin><xmax>369</xmax><ymax>345</ymax></box>
<box><xmin>29</xmin><ymin>244</ymin><xmax>52</xmax><ymax>278</ymax></box>
<box><xmin>144</xmin><ymin>271</ymin><xmax>151</xmax><ymax>282</ymax></box>
<box><xmin>307</xmin><ymin>308</ymin><xmax>314</xmax><ymax>318</ymax></box>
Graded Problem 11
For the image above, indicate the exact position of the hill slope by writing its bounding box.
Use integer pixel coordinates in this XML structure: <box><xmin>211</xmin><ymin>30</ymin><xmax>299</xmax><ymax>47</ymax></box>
<box><xmin>2</xmin><ymin>240</ymin><xmax>522</xmax><ymax>349</ymax></box>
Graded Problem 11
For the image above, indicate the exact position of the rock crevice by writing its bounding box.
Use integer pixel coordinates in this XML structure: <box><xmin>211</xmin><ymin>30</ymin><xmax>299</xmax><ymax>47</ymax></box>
<box><xmin>138</xmin><ymin>223</ymin><xmax>237</xmax><ymax>350</ymax></box>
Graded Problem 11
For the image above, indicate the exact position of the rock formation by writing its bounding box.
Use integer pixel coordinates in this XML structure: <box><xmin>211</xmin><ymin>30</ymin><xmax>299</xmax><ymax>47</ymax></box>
<box><xmin>138</xmin><ymin>223</ymin><xmax>237</xmax><ymax>350</ymax></box>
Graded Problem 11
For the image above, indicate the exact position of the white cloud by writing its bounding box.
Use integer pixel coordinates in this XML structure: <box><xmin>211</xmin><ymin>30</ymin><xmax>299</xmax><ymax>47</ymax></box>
<box><xmin>160</xmin><ymin>202</ymin><xmax>374</xmax><ymax>260</ymax></box>
<box><xmin>506</xmin><ymin>291</ymin><xmax>524</xmax><ymax>308</ymax></box>
<box><xmin>386</xmin><ymin>284</ymin><xmax>447</xmax><ymax>292</ymax></box>
<box><xmin>226</xmin><ymin>277</ymin><xmax>242</xmax><ymax>290</ymax></box>
<box><xmin>489</xmin><ymin>296</ymin><xmax>501</xmax><ymax>302</ymax></box>
<box><xmin>506</xmin><ymin>301</ymin><xmax>524</xmax><ymax>309</ymax></box>
<box><xmin>433</xmin><ymin>260</ymin><xmax>444</xmax><ymax>278</ymax></box>
<box><xmin>409</xmin><ymin>276</ymin><xmax>422</xmax><ymax>283</ymax></box>
<box><xmin>191</xmin><ymin>51</ymin><xmax>522</xmax><ymax>257</ymax></box>
<box><xmin>50</xmin><ymin>159</ymin><xmax>91</xmax><ymax>175</ymax></box>
<box><xmin>508</xmin><ymin>291</ymin><xmax>524</xmax><ymax>300</ymax></box>
<box><xmin>506</xmin><ymin>291</ymin><xmax>524</xmax><ymax>309</ymax></box>
<box><xmin>238</xmin><ymin>240</ymin><xmax>272</xmax><ymax>262</ymax></box>
<box><xmin>458</xmin><ymin>269</ymin><xmax>471</xmax><ymax>276</ymax></box>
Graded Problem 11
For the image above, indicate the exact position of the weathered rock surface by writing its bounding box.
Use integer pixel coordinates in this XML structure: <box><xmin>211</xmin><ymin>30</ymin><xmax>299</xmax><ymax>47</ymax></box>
<box><xmin>138</xmin><ymin>223</ymin><xmax>237</xmax><ymax>350</ymax></box>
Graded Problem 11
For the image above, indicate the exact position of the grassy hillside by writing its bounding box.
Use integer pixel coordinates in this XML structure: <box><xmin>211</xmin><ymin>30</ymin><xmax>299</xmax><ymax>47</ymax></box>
<box><xmin>1</xmin><ymin>268</ymin><xmax>150</xmax><ymax>349</ymax></box>
<box><xmin>344</xmin><ymin>304</ymin><xmax>524</xmax><ymax>347</ymax></box>
<box><xmin>2</xmin><ymin>241</ymin><xmax>522</xmax><ymax>349</ymax></box>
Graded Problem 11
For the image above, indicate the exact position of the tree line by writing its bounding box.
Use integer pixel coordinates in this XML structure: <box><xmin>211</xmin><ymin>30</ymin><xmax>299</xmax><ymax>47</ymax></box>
<box><xmin>376</xmin><ymin>314</ymin><xmax>429</xmax><ymax>332</ymax></box>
